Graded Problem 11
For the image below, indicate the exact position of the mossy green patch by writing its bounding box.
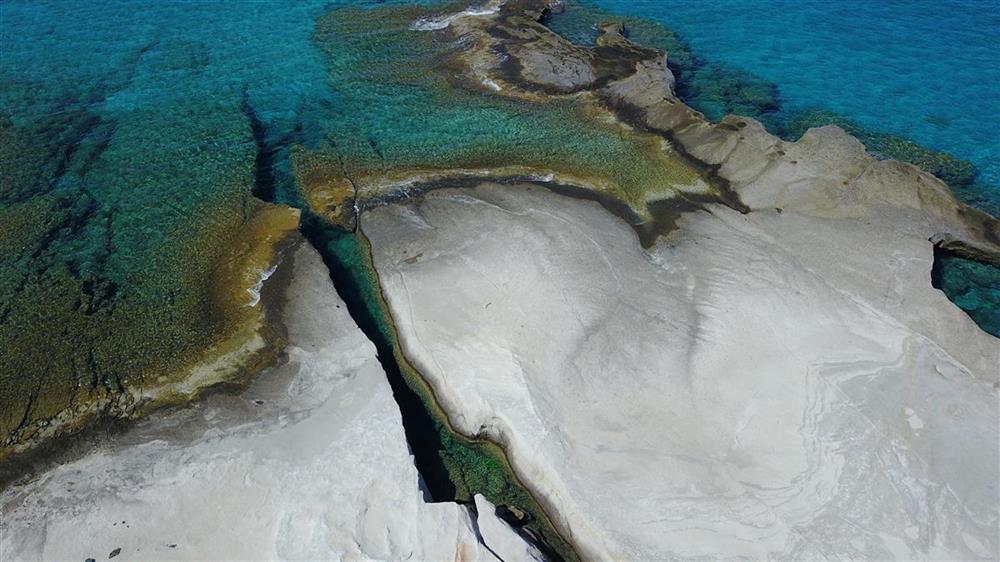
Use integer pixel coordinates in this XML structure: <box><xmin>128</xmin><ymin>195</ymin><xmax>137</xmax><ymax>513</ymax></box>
<box><xmin>0</xmin><ymin>61</ymin><xmax>292</xmax><ymax>449</ymax></box>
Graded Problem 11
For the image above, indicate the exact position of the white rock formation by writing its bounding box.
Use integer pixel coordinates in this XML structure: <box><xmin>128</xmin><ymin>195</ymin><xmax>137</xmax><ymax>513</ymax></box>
<box><xmin>0</xmin><ymin>242</ymin><xmax>525</xmax><ymax>562</ymax></box>
<box><xmin>363</xmin><ymin>183</ymin><xmax>1000</xmax><ymax>561</ymax></box>
<box><xmin>474</xmin><ymin>494</ymin><xmax>545</xmax><ymax>562</ymax></box>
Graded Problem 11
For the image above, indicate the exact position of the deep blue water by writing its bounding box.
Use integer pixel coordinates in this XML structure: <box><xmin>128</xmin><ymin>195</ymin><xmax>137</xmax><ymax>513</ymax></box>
<box><xmin>595</xmin><ymin>0</ymin><xmax>1000</xmax><ymax>197</ymax></box>
<box><xmin>584</xmin><ymin>0</ymin><xmax>1000</xmax><ymax>336</ymax></box>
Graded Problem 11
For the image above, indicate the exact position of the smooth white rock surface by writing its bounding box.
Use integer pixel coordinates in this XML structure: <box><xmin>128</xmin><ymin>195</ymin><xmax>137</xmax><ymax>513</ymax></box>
<box><xmin>0</xmin><ymin>242</ymin><xmax>511</xmax><ymax>562</ymax></box>
<box><xmin>474</xmin><ymin>494</ymin><xmax>545</xmax><ymax>562</ymax></box>
<box><xmin>363</xmin><ymin>184</ymin><xmax>1000</xmax><ymax>561</ymax></box>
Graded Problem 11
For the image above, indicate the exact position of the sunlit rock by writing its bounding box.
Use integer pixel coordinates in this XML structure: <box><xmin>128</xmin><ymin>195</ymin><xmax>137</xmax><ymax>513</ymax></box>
<box><xmin>364</xmin><ymin>183</ymin><xmax>999</xmax><ymax>560</ymax></box>
<box><xmin>475</xmin><ymin>494</ymin><xmax>546</xmax><ymax>562</ymax></box>
<box><xmin>0</xmin><ymin>242</ymin><xmax>513</xmax><ymax>561</ymax></box>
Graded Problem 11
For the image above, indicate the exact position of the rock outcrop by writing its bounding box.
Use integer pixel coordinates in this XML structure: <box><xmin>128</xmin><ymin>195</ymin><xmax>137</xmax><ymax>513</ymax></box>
<box><xmin>0</xmin><ymin>204</ymin><xmax>302</xmax><ymax>467</ymax></box>
<box><xmin>439</xmin><ymin>0</ymin><xmax>1000</xmax><ymax>265</ymax></box>
<box><xmin>0</xmin><ymin>241</ymin><xmax>532</xmax><ymax>561</ymax></box>
<box><xmin>5</xmin><ymin>3</ymin><xmax>998</xmax><ymax>561</ymax></box>
<box><xmin>364</xmin><ymin>183</ymin><xmax>999</xmax><ymax>560</ymax></box>
<box><xmin>475</xmin><ymin>494</ymin><xmax>546</xmax><ymax>562</ymax></box>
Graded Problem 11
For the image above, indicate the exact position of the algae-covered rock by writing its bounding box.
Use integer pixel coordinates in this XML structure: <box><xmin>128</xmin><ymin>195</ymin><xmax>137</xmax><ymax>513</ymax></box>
<box><xmin>0</xmin><ymin>101</ymin><xmax>302</xmax><ymax>459</ymax></box>
<box><xmin>0</xmin><ymin>243</ymin><xmax>524</xmax><ymax>561</ymax></box>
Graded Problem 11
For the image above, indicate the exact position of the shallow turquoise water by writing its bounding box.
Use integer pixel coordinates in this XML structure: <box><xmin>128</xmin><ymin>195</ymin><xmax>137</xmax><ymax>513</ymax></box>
<box><xmin>0</xmin><ymin>0</ymin><xmax>353</xmax><ymax>433</ymax></box>
<box><xmin>0</xmin><ymin>0</ymin><xmax>997</xmax><ymax>385</ymax></box>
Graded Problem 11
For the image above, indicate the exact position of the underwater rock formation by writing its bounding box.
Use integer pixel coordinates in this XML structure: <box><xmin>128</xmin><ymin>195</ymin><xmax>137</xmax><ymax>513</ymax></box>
<box><xmin>0</xmin><ymin>201</ymin><xmax>301</xmax><ymax>466</ymax></box>
<box><xmin>0</xmin><ymin>45</ymin><xmax>307</xmax><ymax>460</ymax></box>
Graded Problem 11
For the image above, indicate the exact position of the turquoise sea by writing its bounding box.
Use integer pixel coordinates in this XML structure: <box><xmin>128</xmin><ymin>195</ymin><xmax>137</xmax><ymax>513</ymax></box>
<box><xmin>1</xmin><ymin>0</ymin><xmax>997</xmax><ymax>396</ymax></box>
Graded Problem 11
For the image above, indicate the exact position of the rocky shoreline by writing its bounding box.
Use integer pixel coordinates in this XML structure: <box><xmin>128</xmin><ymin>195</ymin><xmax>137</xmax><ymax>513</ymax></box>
<box><xmin>0</xmin><ymin>204</ymin><xmax>302</xmax><ymax>470</ymax></box>
<box><xmin>2</xmin><ymin>1</ymin><xmax>998</xmax><ymax>560</ymax></box>
<box><xmin>1</xmin><ymin>240</ymin><xmax>546</xmax><ymax>561</ymax></box>
<box><xmin>449</xmin><ymin>0</ymin><xmax>1000</xmax><ymax>261</ymax></box>
<box><xmin>298</xmin><ymin>0</ymin><xmax>1000</xmax><ymax>268</ymax></box>
<box><xmin>358</xmin><ymin>1</ymin><xmax>999</xmax><ymax>558</ymax></box>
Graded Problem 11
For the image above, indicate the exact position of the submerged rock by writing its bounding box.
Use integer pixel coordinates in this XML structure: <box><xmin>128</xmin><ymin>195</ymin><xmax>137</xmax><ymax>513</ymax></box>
<box><xmin>363</xmin><ymin>183</ymin><xmax>998</xmax><ymax>560</ymax></box>
<box><xmin>0</xmin><ymin>242</ymin><xmax>524</xmax><ymax>561</ymax></box>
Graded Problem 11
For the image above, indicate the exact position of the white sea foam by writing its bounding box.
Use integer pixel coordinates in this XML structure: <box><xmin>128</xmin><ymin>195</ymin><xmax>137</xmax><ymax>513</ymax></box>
<box><xmin>246</xmin><ymin>263</ymin><xmax>279</xmax><ymax>307</ymax></box>
<box><xmin>410</xmin><ymin>2</ymin><xmax>504</xmax><ymax>31</ymax></box>
<box><xmin>480</xmin><ymin>75</ymin><xmax>502</xmax><ymax>91</ymax></box>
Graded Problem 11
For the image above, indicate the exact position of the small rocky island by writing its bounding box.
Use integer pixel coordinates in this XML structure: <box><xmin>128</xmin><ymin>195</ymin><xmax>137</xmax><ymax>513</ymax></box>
<box><xmin>2</xmin><ymin>1</ymin><xmax>997</xmax><ymax>560</ymax></box>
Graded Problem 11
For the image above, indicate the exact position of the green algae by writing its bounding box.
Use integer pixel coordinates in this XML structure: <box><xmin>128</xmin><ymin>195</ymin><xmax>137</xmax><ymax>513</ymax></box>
<box><xmin>0</xmin><ymin>49</ymin><xmax>289</xmax><ymax>448</ymax></box>
<box><xmin>0</xmin><ymin>0</ymin><xmax>366</xmax><ymax>453</ymax></box>
<box><xmin>301</xmin><ymin>212</ymin><xmax>577</xmax><ymax>561</ymax></box>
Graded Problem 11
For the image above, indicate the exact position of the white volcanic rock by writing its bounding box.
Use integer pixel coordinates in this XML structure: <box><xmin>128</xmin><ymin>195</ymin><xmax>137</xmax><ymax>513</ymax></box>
<box><xmin>596</xmin><ymin>48</ymin><xmax>1000</xmax><ymax>262</ymax></box>
<box><xmin>0</xmin><ymin>242</ymin><xmax>512</xmax><ymax>562</ymax></box>
<box><xmin>363</xmin><ymin>184</ymin><xmax>1000</xmax><ymax>561</ymax></box>
<box><xmin>474</xmin><ymin>494</ymin><xmax>545</xmax><ymax>562</ymax></box>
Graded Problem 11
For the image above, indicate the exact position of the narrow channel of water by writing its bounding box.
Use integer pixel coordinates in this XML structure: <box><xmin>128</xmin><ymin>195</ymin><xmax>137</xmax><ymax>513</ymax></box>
<box><xmin>299</xmin><ymin>210</ymin><xmax>577</xmax><ymax>562</ymax></box>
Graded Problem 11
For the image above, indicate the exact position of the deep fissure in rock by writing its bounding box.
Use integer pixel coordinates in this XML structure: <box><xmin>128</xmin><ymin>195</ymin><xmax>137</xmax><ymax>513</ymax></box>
<box><xmin>298</xmin><ymin>210</ymin><xmax>573</xmax><ymax>562</ymax></box>
<box><xmin>240</xmin><ymin>99</ymin><xmax>481</xmax><ymax>508</ymax></box>
<box><xmin>299</xmin><ymin>211</ymin><xmax>460</xmax><ymax>500</ymax></box>
<box><xmin>238</xmin><ymin>82</ymin><xmax>573</xmax><ymax>557</ymax></box>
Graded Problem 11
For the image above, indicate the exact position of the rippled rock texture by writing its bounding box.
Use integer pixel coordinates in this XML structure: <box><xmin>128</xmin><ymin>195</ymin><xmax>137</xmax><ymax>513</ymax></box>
<box><xmin>365</xmin><ymin>183</ymin><xmax>999</xmax><ymax>560</ymax></box>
